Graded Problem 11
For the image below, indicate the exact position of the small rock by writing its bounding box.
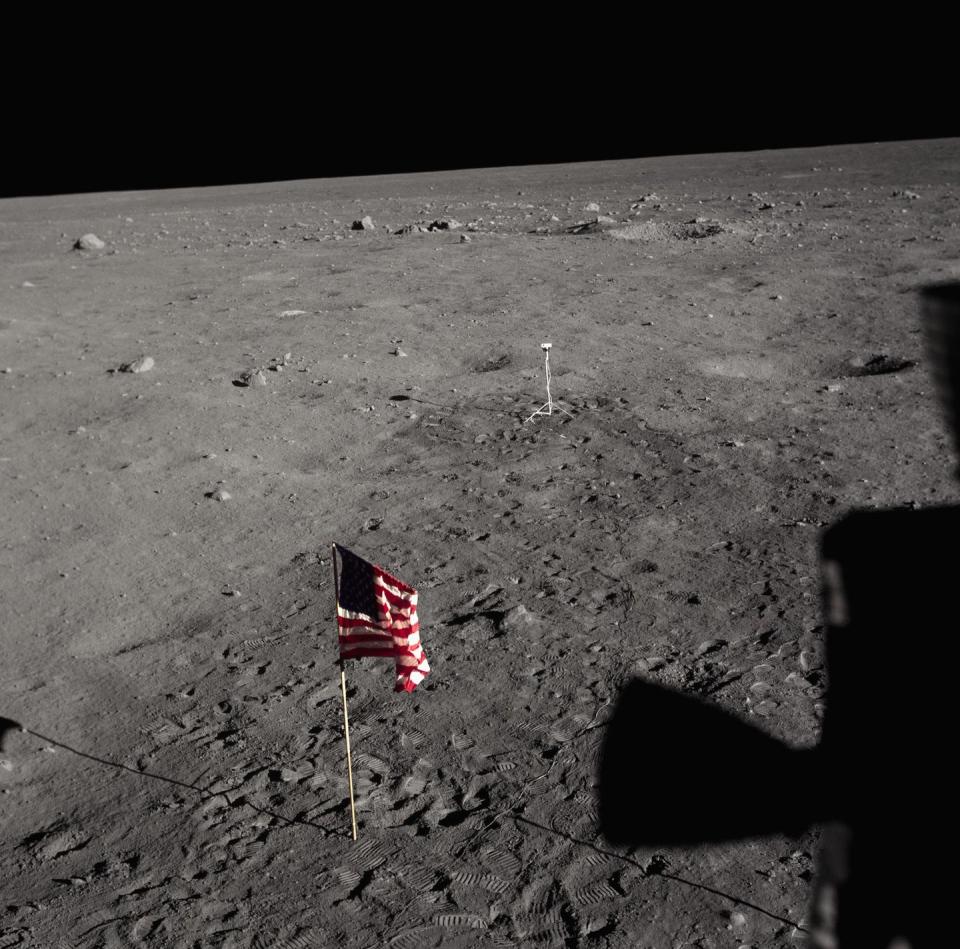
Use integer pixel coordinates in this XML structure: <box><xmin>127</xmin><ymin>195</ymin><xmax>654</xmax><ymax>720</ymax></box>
<box><xmin>235</xmin><ymin>369</ymin><xmax>267</xmax><ymax>387</ymax></box>
<box><xmin>207</xmin><ymin>489</ymin><xmax>232</xmax><ymax>501</ymax></box>
<box><xmin>279</xmin><ymin>309</ymin><xmax>307</xmax><ymax>317</ymax></box>
<box><xmin>566</xmin><ymin>220</ymin><xmax>604</xmax><ymax>235</ymax></box>
<box><xmin>21</xmin><ymin>281</ymin><xmax>35</xmax><ymax>288</ymax></box>
<box><xmin>74</xmin><ymin>233</ymin><xmax>105</xmax><ymax>250</ymax></box>
<box><xmin>892</xmin><ymin>189</ymin><xmax>920</xmax><ymax>199</ymax></box>
<box><xmin>352</xmin><ymin>216</ymin><xmax>375</xmax><ymax>230</ymax></box>
<box><xmin>392</xmin><ymin>347</ymin><xmax>408</xmax><ymax>357</ymax></box>
<box><xmin>119</xmin><ymin>355</ymin><xmax>154</xmax><ymax>373</ymax></box>
<box><xmin>459</xmin><ymin>233</ymin><xmax>472</xmax><ymax>243</ymax></box>
<box><xmin>730</xmin><ymin>911</ymin><xmax>748</xmax><ymax>927</ymax></box>
<box><xmin>584</xmin><ymin>202</ymin><xmax>601</xmax><ymax>212</ymax></box>
<box><xmin>695</xmin><ymin>638</ymin><xmax>727</xmax><ymax>657</ymax></box>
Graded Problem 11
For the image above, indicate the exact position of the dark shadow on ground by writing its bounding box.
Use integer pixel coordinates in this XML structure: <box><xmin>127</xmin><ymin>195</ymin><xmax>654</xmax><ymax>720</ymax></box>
<box><xmin>600</xmin><ymin>504</ymin><xmax>959</xmax><ymax>948</ymax></box>
<box><xmin>601</xmin><ymin>282</ymin><xmax>960</xmax><ymax>948</ymax></box>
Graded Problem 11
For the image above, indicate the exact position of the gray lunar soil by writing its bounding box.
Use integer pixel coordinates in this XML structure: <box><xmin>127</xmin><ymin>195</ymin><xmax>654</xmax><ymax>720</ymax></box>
<box><xmin>1</xmin><ymin>138</ymin><xmax>958</xmax><ymax>948</ymax></box>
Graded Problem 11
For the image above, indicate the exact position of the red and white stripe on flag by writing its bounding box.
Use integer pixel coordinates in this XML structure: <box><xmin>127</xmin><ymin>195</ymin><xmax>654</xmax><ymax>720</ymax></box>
<box><xmin>335</xmin><ymin>545</ymin><xmax>430</xmax><ymax>692</ymax></box>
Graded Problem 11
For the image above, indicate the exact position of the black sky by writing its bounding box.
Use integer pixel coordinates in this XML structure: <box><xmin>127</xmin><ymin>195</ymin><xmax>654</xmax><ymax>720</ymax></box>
<box><xmin>5</xmin><ymin>69</ymin><xmax>955</xmax><ymax>198</ymax></box>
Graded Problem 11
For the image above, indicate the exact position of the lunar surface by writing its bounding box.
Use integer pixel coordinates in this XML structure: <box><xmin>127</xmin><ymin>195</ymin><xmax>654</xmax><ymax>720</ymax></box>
<box><xmin>2</xmin><ymin>138</ymin><xmax>958</xmax><ymax>948</ymax></box>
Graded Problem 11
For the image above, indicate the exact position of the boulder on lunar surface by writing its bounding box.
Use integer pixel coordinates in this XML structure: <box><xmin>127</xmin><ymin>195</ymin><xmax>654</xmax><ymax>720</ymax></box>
<box><xmin>74</xmin><ymin>233</ymin><xmax>105</xmax><ymax>250</ymax></box>
<box><xmin>119</xmin><ymin>355</ymin><xmax>154</xmax><ymax>373</ymax></box>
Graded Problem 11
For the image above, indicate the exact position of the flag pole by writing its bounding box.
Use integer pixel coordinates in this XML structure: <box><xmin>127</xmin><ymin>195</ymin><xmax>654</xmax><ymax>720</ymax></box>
<box><xmin>332</xmin><ymin>543</ymin><xmax>359</xmax><ymax>841</ymax></box>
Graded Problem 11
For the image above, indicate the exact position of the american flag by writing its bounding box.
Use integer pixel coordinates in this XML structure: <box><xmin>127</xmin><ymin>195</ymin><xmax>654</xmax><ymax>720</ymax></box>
<box><xmin>335</xmin><ymin>544</ymin><xmax>429</xmax><ymax>693</ymax></box>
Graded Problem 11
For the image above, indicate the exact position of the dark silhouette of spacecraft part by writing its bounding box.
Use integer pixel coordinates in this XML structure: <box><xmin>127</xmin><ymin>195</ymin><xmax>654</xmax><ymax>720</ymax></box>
<box><xmin>600</xmin><ymin>282</ymin><xmax>960</xmax><ymax>948</ymax></box>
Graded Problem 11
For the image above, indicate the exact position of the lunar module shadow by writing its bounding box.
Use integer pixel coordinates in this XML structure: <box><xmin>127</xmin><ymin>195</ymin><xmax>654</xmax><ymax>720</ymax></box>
<box><xmin>600</xmin><ymin>283</ymin><xmax>960</xmax><ymax>949</ymax></box>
